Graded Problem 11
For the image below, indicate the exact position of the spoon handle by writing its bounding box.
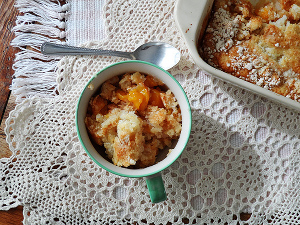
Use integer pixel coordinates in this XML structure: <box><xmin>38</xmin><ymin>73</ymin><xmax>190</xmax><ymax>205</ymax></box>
<box><xmin>41</xmin><ymin>42</ymin><xmax>134</xmax><ymax>59</ymax></box>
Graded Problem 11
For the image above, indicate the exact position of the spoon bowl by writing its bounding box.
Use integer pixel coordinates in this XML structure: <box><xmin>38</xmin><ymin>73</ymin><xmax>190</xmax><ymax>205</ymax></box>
<box><xmin>132</xmin><ymin>42</ymin><xmax>181</xmax><ymax>70</ymax></box>
<box><xmin>41</xmin><ymin>42</ymin><xmax>181</xmax><ymax>70</ymax></box>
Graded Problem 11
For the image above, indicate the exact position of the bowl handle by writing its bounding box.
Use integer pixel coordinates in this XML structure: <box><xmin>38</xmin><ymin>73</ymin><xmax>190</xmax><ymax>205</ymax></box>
<box><xmin>145</xmin><ymin>173</ymin><xmax>167</xmax><ymax>203</ymax></box>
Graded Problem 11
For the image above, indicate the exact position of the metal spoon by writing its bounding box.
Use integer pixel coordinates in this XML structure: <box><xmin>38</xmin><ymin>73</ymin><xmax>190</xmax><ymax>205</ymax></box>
<box><xmin>41</xmin><ymin>42</ymin><xmax>181</xmax><ymax>70</ymax></box>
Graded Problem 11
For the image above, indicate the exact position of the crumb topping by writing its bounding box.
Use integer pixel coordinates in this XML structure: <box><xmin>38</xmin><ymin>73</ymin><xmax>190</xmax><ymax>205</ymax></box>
<box><xmin>200</xmin><ymin>0</ymin><xmax>300</xmax><ymax>102</ymax></box>
<box><xmin>85</xmin><ymin>72</ymin><xmax>182</xmax><ymax>168</ymax></box>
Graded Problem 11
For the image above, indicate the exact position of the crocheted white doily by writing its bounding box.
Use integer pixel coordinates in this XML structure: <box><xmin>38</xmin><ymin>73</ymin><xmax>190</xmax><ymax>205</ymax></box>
<box><xmin>2</xmin><ymin>0</ymin><xmax>300</xmax><ymax>224</ymax></box>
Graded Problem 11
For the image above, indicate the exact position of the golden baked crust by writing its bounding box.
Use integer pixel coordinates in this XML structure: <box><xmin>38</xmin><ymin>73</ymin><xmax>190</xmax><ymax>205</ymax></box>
<box><xmin>200</xmin><ymin>0</ymin><xmax>300</xmax><ymax>102</ymax></box>
<box><xmin>85</xmin><ymin>72</ymin><xmax>182</xmax><ymax>168</ymax></box>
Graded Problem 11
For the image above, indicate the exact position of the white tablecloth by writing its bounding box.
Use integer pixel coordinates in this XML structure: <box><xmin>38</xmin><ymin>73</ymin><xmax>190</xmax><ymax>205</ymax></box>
<box><xmin>2</xmin><ymin>0</ymin><xmax>300</xmax><ymax>224</ymax></box>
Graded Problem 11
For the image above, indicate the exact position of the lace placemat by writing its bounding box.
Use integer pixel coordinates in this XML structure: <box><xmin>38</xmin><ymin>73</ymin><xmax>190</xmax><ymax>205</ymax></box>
<box><xmin>2</xmin><ymin>0</ymin><xmax>300</xmax><ymax>224</ymax></box>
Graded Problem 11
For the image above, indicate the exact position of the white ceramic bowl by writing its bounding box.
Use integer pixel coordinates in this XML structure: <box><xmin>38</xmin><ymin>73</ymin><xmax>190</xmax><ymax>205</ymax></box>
<box><xmin>174</xmin><ymin>0</ymin><xmax>300</xmax><ymax>111</ymax></box>
<box><xmin>76</xmin><ymin>60</ymin><xmax>192</xmax><ymax>178</ymax></box>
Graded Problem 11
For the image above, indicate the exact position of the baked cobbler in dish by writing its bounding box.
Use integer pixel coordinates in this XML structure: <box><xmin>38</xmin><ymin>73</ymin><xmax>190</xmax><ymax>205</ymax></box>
<box><xmin>200</xmin><ymin>0</ymin><xmax>300</xmax><ymax>102</ymax></box>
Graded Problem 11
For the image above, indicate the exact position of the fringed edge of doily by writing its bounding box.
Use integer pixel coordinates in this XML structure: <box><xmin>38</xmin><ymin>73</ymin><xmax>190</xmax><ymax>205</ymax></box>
<box><xmin>10</xmin><ymin>0</ymin><xmax>70</xmax><ymax>103</ymax></box>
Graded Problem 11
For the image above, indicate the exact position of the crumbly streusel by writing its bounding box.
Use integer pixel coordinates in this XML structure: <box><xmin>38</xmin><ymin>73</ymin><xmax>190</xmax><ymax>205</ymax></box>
<box><xmin>85</xmin><ymin>72</ymin><xmax>182</xmax><ymax>168</ymax></box>
<box><xmin>200</xmin><ymin>0</ymin><xmax>300</xmax><ymax>102</ymax></box>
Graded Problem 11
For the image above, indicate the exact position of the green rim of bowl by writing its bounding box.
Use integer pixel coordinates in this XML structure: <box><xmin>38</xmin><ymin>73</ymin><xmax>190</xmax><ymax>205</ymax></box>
<box><xmin>76</xmin><ymin>60</ymin><xmax>192</xmax><ymax>178</ymax></box>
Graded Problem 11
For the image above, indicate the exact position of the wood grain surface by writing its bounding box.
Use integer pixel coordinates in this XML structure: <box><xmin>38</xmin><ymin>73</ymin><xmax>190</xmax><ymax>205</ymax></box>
<box><xmin>0</xmin><ymin>0</ymin><xmax>19</xmax><ymax>124</ymax></box>
<box><xmin>0</xmin><ymin>0</ymin><xmax>252</xmax><ymax>224</ymax></box>
<box><xmin>0</xmin><ymin>0</ymin><xmax>23</xmax><ymax>224</ymax></box>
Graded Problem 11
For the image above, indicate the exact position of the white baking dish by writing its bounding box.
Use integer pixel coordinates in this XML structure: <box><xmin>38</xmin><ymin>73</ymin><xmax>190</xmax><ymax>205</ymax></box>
<box><xmin>174</xmin><ymin>0</ymin><xmax>300</xmax><ymax>111</ymax></box>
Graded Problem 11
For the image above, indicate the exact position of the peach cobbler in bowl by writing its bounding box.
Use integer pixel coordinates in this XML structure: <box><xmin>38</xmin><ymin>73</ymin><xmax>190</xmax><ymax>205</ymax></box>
<box><xmin>85</xmin><ymin>71</ymin><xmax>182</xmax><ymax>168</ymax></box>
<box><xmin>76</xmin><ymin>61</ymin><xmax>192</xmax><ymax>202</ymax></box>
<box><xmin>76</xmin><ymin>60</ymin><xmax>191</xmax><ymax>179</ymax></box>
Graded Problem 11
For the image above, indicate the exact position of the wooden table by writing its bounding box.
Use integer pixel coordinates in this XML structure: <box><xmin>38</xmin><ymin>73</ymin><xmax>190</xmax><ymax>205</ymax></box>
<box><xmin>0</xmin><ymin>0</ymin><xmax>253</xmax><ymax>224</ymax></box>
<box><xmin>0</xmin><ymin>0</ymin><xmax>23</xmax><ymax>224</ymax></box>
